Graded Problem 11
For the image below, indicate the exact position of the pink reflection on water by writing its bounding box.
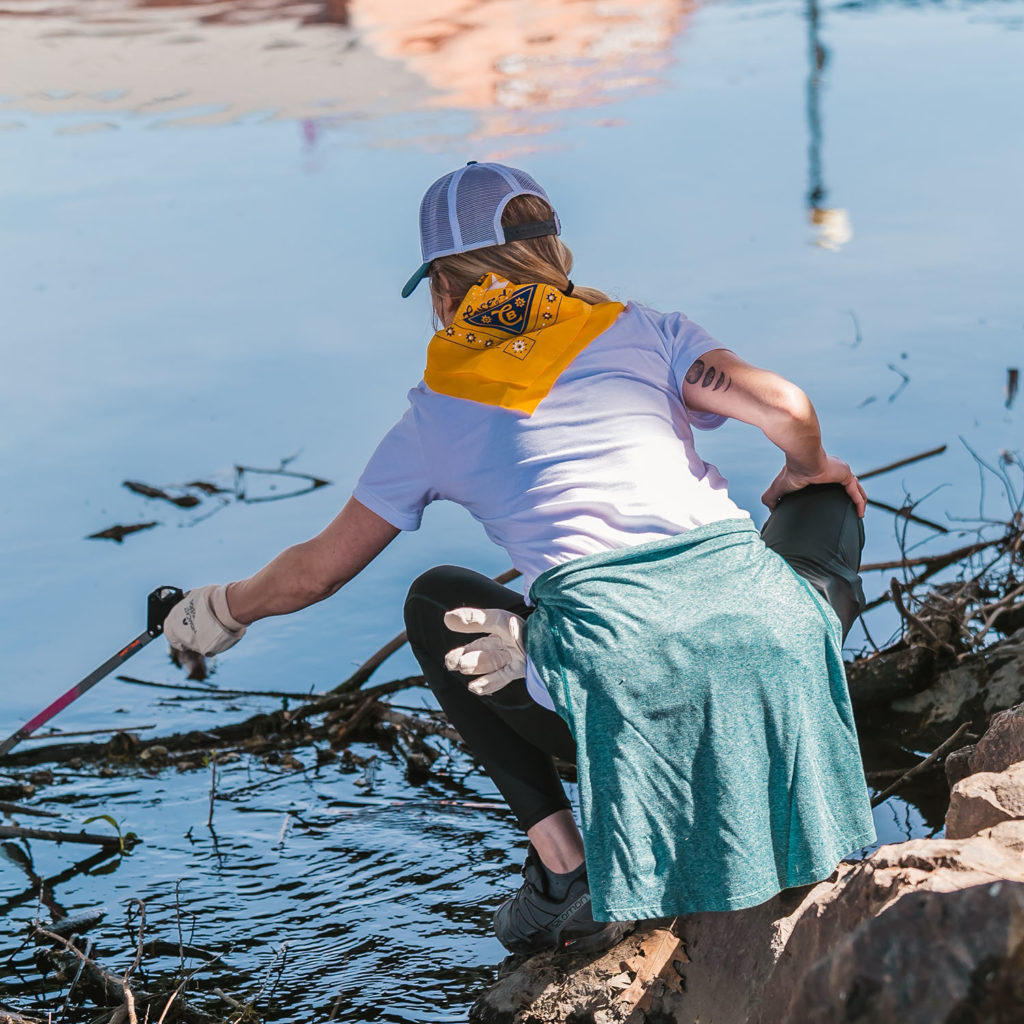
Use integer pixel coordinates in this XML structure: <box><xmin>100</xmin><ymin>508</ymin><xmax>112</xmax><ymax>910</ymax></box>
<box><xmin>0</xmin><ymin>0</ymin><xmax>693</xmax><ymax>140</ymax></box>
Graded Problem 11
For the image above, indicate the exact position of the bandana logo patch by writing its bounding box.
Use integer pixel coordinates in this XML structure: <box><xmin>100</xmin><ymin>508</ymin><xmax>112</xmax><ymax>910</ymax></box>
<box><xmin>463</xmin><ymin>283</ymin><xmax>537</xmax><ymax>337</ymax></box>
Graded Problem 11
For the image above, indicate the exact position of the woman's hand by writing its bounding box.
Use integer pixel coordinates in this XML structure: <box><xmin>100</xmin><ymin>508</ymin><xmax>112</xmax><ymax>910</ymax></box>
<box><xmin>761</xmin><ymin>455</ymin><xmax>866</xmax><ymax>517</ymax></box>
<box><xmin>164</xmin><ymin>584</ymin><xmax>247</xmax><ymax>656</ymax></box>
<box><xmin>444</xmin><ymin>607</ymin><xmax>527</xmax><ymax>695</ymax></box>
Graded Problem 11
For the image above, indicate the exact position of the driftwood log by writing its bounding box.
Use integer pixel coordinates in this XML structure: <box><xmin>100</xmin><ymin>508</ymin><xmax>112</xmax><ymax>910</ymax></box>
<box><xmin>0</xmin><ymin>676</ymin><xmax>425</xmax><ymax>769</ymax></box>
<box><xmin>849</xmin><ymin>626</ymin><xmax>1024</xmax><ymax>746</ymax></box>
<box><xmin>0</xmin><ymin>1010</ymin><xmax>44</xmax><ymax>1024</ymax></box>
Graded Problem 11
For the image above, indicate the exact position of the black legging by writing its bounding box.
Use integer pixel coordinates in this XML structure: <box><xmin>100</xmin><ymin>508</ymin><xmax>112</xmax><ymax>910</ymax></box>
<box><xmin>403</xmin><ymin>484</ymin><xmax>865</xmax><ymax>832</ymax></box>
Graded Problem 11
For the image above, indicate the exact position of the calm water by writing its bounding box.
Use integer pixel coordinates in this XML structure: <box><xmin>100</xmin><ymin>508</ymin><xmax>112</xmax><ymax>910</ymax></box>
<box><xmin>1</xmin><ymin>0</ymin><xmax>1022</xmax><ymax>1018</ymax></box>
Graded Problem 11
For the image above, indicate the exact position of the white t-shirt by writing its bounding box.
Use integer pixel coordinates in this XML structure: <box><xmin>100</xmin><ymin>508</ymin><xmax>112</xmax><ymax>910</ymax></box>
<box><xmin>354</xmin><ymin>301</ymin><xmax>749</xmax><ymax>708</ymax></box>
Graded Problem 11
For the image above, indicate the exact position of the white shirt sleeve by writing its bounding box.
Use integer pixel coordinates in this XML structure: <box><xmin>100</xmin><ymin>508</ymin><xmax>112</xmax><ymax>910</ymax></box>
<box><xmin>353</xmin><ymin>404</ymin><xmax>437</xmax><ymax>531</ymax></box>
<box><xmin>655</xmin><ymin>309</ymin><xmax>729</xmax><ymax>431</ymax></box>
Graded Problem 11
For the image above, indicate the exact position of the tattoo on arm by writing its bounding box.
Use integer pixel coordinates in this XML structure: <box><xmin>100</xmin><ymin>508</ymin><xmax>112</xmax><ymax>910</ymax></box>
<box><xmin>684</xmin><ymin>359</ymin><xmax>705</xmax><ymax>384</ymax></box>
<box><xmin>685</xmin><ymin>358</ymin><xmax>732</xmax><ymax>392</ymax></box>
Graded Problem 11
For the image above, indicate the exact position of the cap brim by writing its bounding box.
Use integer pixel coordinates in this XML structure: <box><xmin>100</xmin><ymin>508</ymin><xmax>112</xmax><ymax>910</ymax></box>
<box><xmin>401</xmin><ymin>262</ymin><xmax>431</xmax><ymax>298</ymax></box>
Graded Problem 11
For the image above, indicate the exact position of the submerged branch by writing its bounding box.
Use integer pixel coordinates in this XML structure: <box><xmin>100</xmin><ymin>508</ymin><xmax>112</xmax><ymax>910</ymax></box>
<box><xmin>869</xmin><ymin>722</ymin><xmax>971</xmax><ymax>807</ymax></box>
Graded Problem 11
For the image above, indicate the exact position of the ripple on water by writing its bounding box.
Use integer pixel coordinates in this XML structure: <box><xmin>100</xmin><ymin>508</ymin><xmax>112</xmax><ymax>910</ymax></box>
<box><xmin>0</xmin><ymin>745</ymin><xmax>515</xmax><ymax>1022</ymax></box>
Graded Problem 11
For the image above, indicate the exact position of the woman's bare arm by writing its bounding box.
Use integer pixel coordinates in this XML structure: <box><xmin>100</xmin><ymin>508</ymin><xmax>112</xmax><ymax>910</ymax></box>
<box><xmin>682</xmin><ymin>348</ymin><xmax>866</xmax><ymax>515</ymax></box>
<box><xmin>224</xmin><ymin>497</ymin><xmax>401</xmax><ymax>624</ymax></box>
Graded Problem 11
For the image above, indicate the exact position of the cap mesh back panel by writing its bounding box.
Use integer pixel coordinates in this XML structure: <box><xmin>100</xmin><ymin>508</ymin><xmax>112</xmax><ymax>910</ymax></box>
<box><xmin>418</xmin><ymin>163</ymin><xmax>554</xmax><ymax>262</ymax></box>
<box><xmin>455</xmin><ymin>169</ymin><xmax>515</xmax><ymax>249</ymax></box>
<box><xmin>420</xmin><ymin>176</ymin><xmax>455</xmax><ymax>260</ymax></box>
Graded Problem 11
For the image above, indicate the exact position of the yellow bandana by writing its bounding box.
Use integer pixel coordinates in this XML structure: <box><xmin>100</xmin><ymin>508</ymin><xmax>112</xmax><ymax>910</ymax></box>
<box><xmin>424</xmin><ymin>274</ymin><xmax>625</xmax><ymax>415</ymax></box>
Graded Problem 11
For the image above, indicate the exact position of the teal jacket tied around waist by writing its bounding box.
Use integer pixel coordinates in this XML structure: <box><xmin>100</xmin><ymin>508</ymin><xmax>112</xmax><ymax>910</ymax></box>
<box><xmin>526</xmin><ymin>518</ymin><xmax>876</xmax><ymax>922</ymax></box>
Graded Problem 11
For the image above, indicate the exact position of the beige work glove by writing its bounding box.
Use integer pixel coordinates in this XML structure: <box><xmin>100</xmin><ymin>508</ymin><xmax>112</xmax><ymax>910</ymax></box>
<box><xmin>164</xmin><ymin>584</ymin><xmax>246</xmax><ymax>657</ymax></box>
<box><xmin>444</xmin><ymin>607</ymin><xmax>526</xmax><ymax>695</ymax></box>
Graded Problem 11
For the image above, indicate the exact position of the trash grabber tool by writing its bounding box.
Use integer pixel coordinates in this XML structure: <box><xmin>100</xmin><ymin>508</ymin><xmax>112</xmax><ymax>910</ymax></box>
<box><xmin>0</xmin><ymin>586</ymin><xmax>183</xmax><ymax>758</ymax></box>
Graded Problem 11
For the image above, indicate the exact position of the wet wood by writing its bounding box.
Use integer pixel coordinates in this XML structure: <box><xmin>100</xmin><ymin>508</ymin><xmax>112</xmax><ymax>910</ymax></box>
<box><xmin>0</xmin><ymin>801</ymin><xmax>62</xmax><ymax>818</ymax></box>
<box><xmin>35</xmin><ymin>925</ymin><xmax>219</xmax><ymax>1024</ymax></box>
<box><xmin>846</xmin><ymin>645</ymin><xmax>936</xmax><ymax>708</ymax></box>
<box><xmin>118</xmin><ymin>675</ymin><xmax>325</xmax><ymax>700</ymax></box>
<box><xmin>87</xmin><ymin>522</ymin><xmax>158</xmax><ymax>543</ymax></box>
<box><xmin>0</xmin><ymin>676</ymin><xmax>424</xmax><ymax>768</ymax></box>
<box><xmin>0</xmin><ymin>824</ymin><xmax>127</xmax><ymax>848</ymax></box>
<box><xmin>123</xmin><ymin>481</ymin><xmax>201</xmax><ymax>508</ymax></box>
<box><xmin>870</xmin><ymin>722</ymin><xmax>971</xmax><ymax>807</ymax></box>
<box><xmin>865</xmin><ymin>497</ymin><xmax>949</xmax><ymax>533</ymax></box>
<box><xmin>0</xmin><ymin>1009</ymin><xmax>44</xmax><ymax>1023</ymax></box>
<box><xmin>857</xmin><ymin>445</ymin><xmax>947</xmax><ymax>481</ymax></box>
<box><xmin>23</xmin><ymin>724</ymin><xmax>156</xmax><ymax>740</ymax></box>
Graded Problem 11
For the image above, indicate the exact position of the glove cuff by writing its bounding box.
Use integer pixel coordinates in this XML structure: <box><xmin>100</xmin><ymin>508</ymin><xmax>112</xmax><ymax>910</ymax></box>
<box><xmin>210</xmin><ymin>584</ymin><xmax>247</xmax><ymax>633</ymax></box>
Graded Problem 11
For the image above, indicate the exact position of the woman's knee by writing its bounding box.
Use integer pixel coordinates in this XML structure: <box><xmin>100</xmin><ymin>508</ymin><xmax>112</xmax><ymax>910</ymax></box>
<box><xmin>761</xmin><ymin>483</ymin><xmax>866</xmax><ymax>639</ymax></box>
<box><xmin>762</xmin><ymin>483</ymin><xmax>864</xmax><ymax>568</ymax></box>
<box><xmin>403</xmin><ymin>565</ymin><xmax>466</xmax><ymax>649</ymax></box>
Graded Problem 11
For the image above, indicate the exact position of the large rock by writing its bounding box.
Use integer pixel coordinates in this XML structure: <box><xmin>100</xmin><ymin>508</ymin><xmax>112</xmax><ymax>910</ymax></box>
<box><xmin>777</xmin><ymin>880</ymin><xmax>1024</xmax><ymax>1023</ymax></box>
<box><xmin>473</xmin><ymin>829</ymin><xmax>1024</xmax><ymax>1024</ymax></box>
<box><xmin>664</xmin><ymin>833</ymin><xmax>1024</xmax><ymax>1024</ymax></box>
<box><xmin>975</xmin><ymin>818</ymin><xmax>1024</xmax><ymax>853</ymax></box>
<box><xmin>472</xmin><ymin>708</ymin><xmax>1024</xmax><ymax>1024</ymax></box>
<box><xmin>967</xmin><ymin>704</ymin><xmax>1024</xmax><ymax>775</ymax></box>
<box><xmin>945</xmin><ymin>702</ymin><xmax>1024</xmax><ymax>786</ymax></box>
<box><xmin>945</xmin><ymin>761</ymin><xmax>1024</xmax><ymax>839</ymax></box>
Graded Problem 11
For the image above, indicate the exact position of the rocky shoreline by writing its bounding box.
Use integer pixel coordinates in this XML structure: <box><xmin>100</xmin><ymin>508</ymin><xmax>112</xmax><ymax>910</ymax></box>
<box><xmin>471</xmin><ymin>703</ymin><xmax>1024</xmax><ymax>1024</ymax></box>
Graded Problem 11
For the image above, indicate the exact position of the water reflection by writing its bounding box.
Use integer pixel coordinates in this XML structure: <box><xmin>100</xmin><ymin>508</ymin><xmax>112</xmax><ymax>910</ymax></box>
<box><xmin>0</xmin><ymin>0</ymin><xmax>693</xmax><ymax>136</ymax></box>
<box><xmin>805</xmin><ymin>0</ymin><xmax>852</xmax><ymax>250</ymax></box>
<box><xmin>354</xmin><ymin>0</ymin><xmax>693</xmax><ymax>146</ymax></box>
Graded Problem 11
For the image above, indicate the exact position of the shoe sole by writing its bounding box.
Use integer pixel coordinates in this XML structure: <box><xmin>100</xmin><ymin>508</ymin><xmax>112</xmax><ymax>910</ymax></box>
<box><xmin>558</xmin><ymin>919</ymin><xmax>633</xmax><ymax>954</ymax></box>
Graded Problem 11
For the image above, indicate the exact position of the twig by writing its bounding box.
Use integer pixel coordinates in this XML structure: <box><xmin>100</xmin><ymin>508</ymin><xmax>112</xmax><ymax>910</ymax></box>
<box><xmin>174</xmin><ymin>880</ymin><xmax>185</xmax><ymax>977</ymax></box>
<box><xmin>860</xmin><ymin>536</ymin><xmax>1002</xmax><ymax>572</ymax></box>
<box><xmin>0</xmin><ymin>825</ymin><xmax>125</xmax><ymax>848</ymax></box>
<box><xmin>212</xmin><ymin>989</ymin><xmax>246</xmax><ymax>1010</ymax></box>
<box><xmin>857</xmin><ymin>445</ymin><xmax>947</xmax><ymax>481</ymax></box>
<box><xmin>207</xmin><ymin>754</ymin><xmax>217</xmax><ymax>828</ymax></box>
<box><xmin>37</xmin><ymin>924</ymin><xmax>218</xmax><ymax>1024</ymax></box>
<box><xmin>155</xmin><ymin>952</ymin><xmax>226</xmax><ymax>1024</ymax></box>
<box><xmin>870</xmin><ymin>722</ymin><xmax>971</xmax><ymax>807</ymax></box>
<box><xmin>845</xmin><ymin>309</ymin><xmax>862</xmax><ymax>349</ymax></box>
<box><xmin>867</xmin><ymin>498</ymin><xmax>949</xmax><ymax>534</ymax></box>
<box><xmin>32</xmin><ymin>924</ymin><xmax>104</xmax><ymax>973</ymax></box>
<box><xmin>61</xmin><ymin>936</ymin><xmax>94</xmax><ymax>1017</ymax></box>
<box><xmin>889</xmin><ymin>579</ymin><xmax>957</xmax><ymax>658</ymax></box>
<box><xmin>117</xmin><ymin>676</ymin><xmax>325</xmax><ymax>701</ymax></box>
<box><xmin>970</xmin><ymin>583</ymin><xmax>1024</xmax><ymax>645</ymax></box>
<box><xmin>24</xmin><ymin>725</ymin><xmax>157</xmax><ymax>741</ymax></box>
<box><xmin>239</xmin><ymin>941</ymin><xmax>291</xmax><ymax>1020</ymax></box>
<box><xmin>886</xmin><ymin>362</ymin><xmax>910</xmax><ymax>402</ymax></box>
<box><xmin>326</xmin><ymin>694</ymin><xmax>382</xmax><ymax>748</ymax></box>
<box><xmin>858</xmin><ymin>614</ymin><xmax>881</xmax><ymax>654</ymax></box>
<box><xmin>0</xmin><ymin>802</ymin><xmax>62</xmax><ymax>819</ymax></box>
<box><xmin>0</xmin><ymin>1008</ymin><xmax>46</xmax><ymax>1023</ymax></box>
<box><xmin>123</xmin><ymin>899</ymin><xmax>147</xmax><ymax>1024</ymax></box>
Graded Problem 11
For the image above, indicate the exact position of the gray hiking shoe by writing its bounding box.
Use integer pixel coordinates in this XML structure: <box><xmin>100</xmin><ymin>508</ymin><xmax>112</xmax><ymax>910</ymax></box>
<box><xmin>493</xmin><ymin>846</ymin><xmax>632</xmax><ymax>955</ymax></box>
